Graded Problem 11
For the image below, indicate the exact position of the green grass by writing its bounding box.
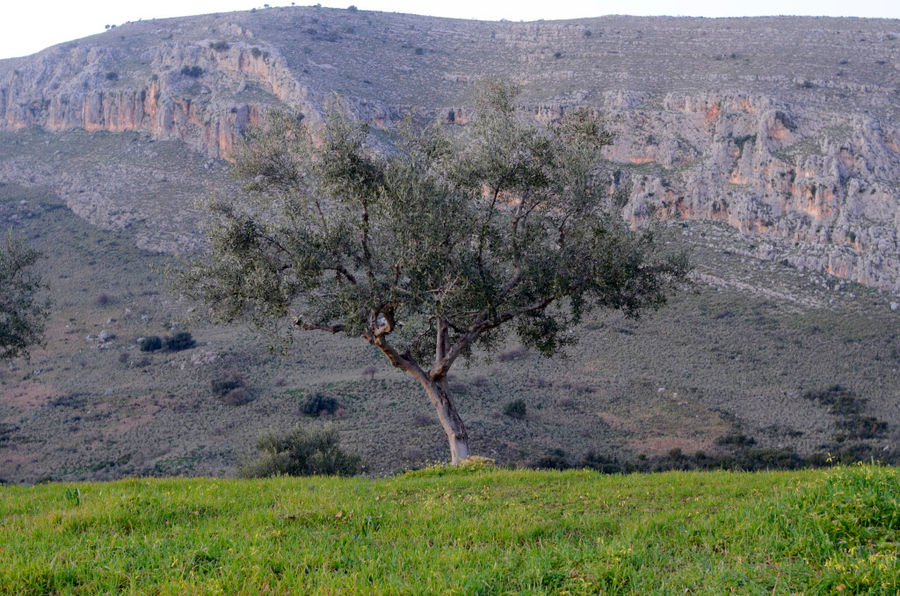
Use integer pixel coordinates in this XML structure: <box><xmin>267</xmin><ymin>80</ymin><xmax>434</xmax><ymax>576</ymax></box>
<box><xmin>1</xmin><ymin>464</ymin><xmax>897</xmax><ymax>593</ymax></box>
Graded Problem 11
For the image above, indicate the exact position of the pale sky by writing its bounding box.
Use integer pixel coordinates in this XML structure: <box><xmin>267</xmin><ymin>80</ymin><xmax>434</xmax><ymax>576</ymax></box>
<box><xmin>1</xmin><ymin>0</ymin><xmax>898</xmax><ymax>60</ymax></box>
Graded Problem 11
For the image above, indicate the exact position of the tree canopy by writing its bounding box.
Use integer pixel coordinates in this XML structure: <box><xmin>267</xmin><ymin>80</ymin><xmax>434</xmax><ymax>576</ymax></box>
<box><xmin>179</xmin><ymin>80</ymin><xmax>687</xmax><ymax>463</ymax></box>
<box><xmin>0</xmin><ymin>232</ymin><xmax>48</xmax><ymax>361</ymax></box>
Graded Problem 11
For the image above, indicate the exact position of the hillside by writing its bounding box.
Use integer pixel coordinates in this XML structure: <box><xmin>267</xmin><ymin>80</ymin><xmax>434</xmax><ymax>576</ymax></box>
<box><xmin>0</xmin><ymin>179</ymin><xmax>897</xmax><ymax>483</ymax></box>
<box><xmin>1</xmin><ymin>465</ymin><xmax>897</xmax><ymax>593</ymax></box>
<box><xmin>0</xmin><ymin>8</ymin><xmax>899</xmax><ymax>483</ymax></box>
<box><xmin>1</xmin><ymin>8</ymin><xmax>899</xmax><ymax>292</ymax></box>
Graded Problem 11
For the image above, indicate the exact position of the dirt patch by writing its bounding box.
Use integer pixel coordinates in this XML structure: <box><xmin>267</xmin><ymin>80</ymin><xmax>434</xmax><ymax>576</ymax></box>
<box><xmin>0</xmin><ymin>448</ymin><xmax>40</xmax><ymax>476</ymax></box>
<box><xmin>106</xmin><ymin>413</ymin><xmax>156</xmax><ymax>437</ymax></box>
<box><xmin>1</xmin><ymin>381</ymin><xmax>60</xmax><ymax>409</ymax></box>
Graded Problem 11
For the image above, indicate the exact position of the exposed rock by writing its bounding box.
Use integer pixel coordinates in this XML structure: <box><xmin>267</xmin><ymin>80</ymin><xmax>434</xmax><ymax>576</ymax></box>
<box><xmin>0</xmin><ymin>8</ymin><xmax>898</xmax><ymax>293</ymax></box>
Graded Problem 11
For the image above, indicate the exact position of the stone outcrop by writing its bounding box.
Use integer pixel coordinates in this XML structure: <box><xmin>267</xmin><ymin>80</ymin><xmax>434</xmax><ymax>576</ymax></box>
<box><xmin>0</xmin><ymin>8</ymin><xmax>898</xmax><ymax>293</ymax></box>
<box><xmin>0</xmin><ymin>39</ymin><xmax>322</xmax><ymax>159</ymax></box>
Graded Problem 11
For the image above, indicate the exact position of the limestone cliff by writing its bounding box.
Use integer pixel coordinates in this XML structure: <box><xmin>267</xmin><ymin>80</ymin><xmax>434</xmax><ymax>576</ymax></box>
<box><xmin>0</xmin><ymin>8</ymin><xmax>898</xmax><ymax>293</ymax></box>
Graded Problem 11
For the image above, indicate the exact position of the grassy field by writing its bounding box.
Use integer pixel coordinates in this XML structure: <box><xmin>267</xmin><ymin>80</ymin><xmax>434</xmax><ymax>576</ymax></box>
<box><xmin>1</xmin><ymin>464</ymin><xmax>897</xmax><ymax>594</ymax></box>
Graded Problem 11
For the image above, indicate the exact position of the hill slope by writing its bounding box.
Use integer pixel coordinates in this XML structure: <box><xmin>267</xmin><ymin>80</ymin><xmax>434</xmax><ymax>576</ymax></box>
<box><xmin>1</xmin><ymin>8</ymin><xmax>899</xmax><ymax>291</ymax></box>
<box><xmin>0</xmin><ymin>179</ymin><xmax>897</xmax><ymax>483</ymax></box>
<box><xmin>0</xmin><ymin>10</ymin><xmax>899</xmax><ymax>482</ymax></box>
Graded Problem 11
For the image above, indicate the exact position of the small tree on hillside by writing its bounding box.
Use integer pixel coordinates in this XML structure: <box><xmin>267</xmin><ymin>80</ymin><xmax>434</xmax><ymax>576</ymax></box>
<box><xmin>177</xmin><ymin>81</ymin><xmax>687</xmax><ymax>463</ymax></box>
<box><xmin>0</xmin><ymin>232</ymin><xmax>48</xmax><ymax>361</ymax></box>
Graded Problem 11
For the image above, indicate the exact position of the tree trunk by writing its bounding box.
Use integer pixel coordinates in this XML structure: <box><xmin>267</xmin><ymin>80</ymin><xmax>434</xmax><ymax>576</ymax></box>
<box><xmin>368</xmin><ymin>319</ymin><xmax>470</xmax><ymax>464</ymax></box>
<box><xmin>419</xmin><ymin>377</ymin><xmax>470</xmax><ymax>464</ymax></box>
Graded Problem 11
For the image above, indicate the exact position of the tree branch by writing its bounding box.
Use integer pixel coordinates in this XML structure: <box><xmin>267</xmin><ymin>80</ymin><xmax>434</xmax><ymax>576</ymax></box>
<box><xmin>429</xmin><ymin>294</ymin><xmax>556</xmax><ymax>380</ymax></box>
<box><xmin>364</xmin><ymin>331</ymin><xmax>427</xmax><ymax>381</ymax></box>
<box><xmin>324</xmin><ymin>265</ymin><xmax>358</xmax><ymax>285</ymax></box>
<box><xmin>293</xmin><ymin>317</ymin><xmax>346</xmax><ymax>333</ymax></box>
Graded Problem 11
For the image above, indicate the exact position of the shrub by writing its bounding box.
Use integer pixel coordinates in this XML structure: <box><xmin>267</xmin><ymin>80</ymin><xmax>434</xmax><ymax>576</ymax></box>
<box><xmin>212</xmin><ymin>373</ymin><xmax>244</xmax><ymax>397</ymax></box>
<box><xmin>165</xmin><ymin>331</ymin><xmax>196</xmax><ymax>351</ymax></box>
<box><xmin>250</xmin><ymin>46</ymin><xmax>262</xmax><ymax>58</ymax></box>
<box><xmin>220</xmin><ymin>387</ymin><xmax>254</xmax><ymax>406</ymax></box>
<box><xmin>95</xmin><ymin>293</ymin><xmax>112</xmax><ymax>306</ymax></box>
<box><xmin>533</xmin><ymin>448</ymin><xmax>570</xmax><ymax>470</ymax></box>
<box><xmin>836</xmin><ymin>415</ymin><xmax>888</xmax><ymax>440</ymax></box>
<box><xmin>582</xmin><ymin>452</ymin><xmax>624</xmax><ymax>474</ymax></box>
<box><xmin>715</xmin><ymin>433</ymin><xmax>756</xmax><ymax>447</ymax></box>
<box><xmin>414</xmin><ymin>47</ymin><xmax>424</xmax><ymax>55</ymax></box>
<box><xmin>209</xmin><ymin>40</ymin><xmax>230</xmax><ymax>52</ymax></box>
<box><xmin>347</xmin><ymin>5</ymin><xmax>358</xmax><ymax>11</ymax></box>
<box><xmin>139</xmin><ymin>336</ymin><xmax>162</xmax><ymax>352</ymax></box>
<box><xmin>239</xmin><ymin>425</ymin><xmax>362</xmax><ymax>477</ymax></box>
<box><xmin>301</xmin><ymin>393</ymin><xmax>339</xmax><ymax>417</ymax></box>
<box><xmin>180</xmin><ymin>66</ymin><xmax>203</xmax><ymax>78</ymax></box>
<box><xmin>105</xmin><ymin>72</ymin><xmax>118</xmax><ymax>81</ymax></box>
<box><xmin>804</xmin><ymin>384</ymin><xmax>860</xmax><ymax>415</ymax></box>
<box><xmin>504</xmin><ymin>399</ymin><xmax>526</xmax><ymax>419</ymax></box>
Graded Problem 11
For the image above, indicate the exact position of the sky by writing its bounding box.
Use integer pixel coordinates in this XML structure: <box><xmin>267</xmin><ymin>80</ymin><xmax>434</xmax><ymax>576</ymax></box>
<box><xmin>1</xmin><ymin>0</ymin><xmax>898</xmax><ymax>60</ymax></box>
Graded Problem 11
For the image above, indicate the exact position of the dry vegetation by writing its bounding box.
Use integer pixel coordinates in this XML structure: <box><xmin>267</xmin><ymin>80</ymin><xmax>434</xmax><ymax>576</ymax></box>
<box><xmin>0</xmin><ymin>159</ymin><xmax>897</xmax><ymax>482</ymax></box>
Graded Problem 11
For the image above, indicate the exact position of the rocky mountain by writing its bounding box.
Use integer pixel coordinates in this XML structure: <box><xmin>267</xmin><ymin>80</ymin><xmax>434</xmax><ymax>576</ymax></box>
<box><xmin>1</xmin><ymin>7</ymin><xmax>899</xmax><ymax>293</ymax></box>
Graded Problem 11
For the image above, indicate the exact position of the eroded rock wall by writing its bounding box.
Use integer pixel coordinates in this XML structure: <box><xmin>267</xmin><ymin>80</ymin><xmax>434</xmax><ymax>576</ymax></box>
<box><xmin>0</xmin><ymin>9</ymin><xmax>898</xmax><ymax>293</ymax></box>
<box><xmin>0</xmin><ymin>40</ymin><xmax>319</xmax><ymax>158</ymax></box>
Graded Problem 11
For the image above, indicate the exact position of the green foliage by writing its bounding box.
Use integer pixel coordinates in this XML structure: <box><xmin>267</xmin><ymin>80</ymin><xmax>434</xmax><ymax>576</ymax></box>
<box><xmin>164</xmin><ymin>331</ymin><xmax>196</xmax><ymax>352</ymax></box>
<box><xmin>239</xmin><ymin>425</ymin><xmax>361</xmax><ymax>477</ymax></box>
<box><xmin>138</xmin><ymin>335</ymin><xmax>162</xmax><ymax>352</ymax></box>
<box><xmin>209</xmin><ymin>41</ymin><xmax>230</xmax><ymax>52</ymax></box>
<box><xmin>503</xmin><ymin>398</ymin><xmax>526</xmax><ymax>419</ymax></box>
<box><xmin>778</xmin><ymin>464</ymin><xmax>900</xmax><ymax>592</ymax></box>
<box><xmin>178</xmin><ymin>79</ymin><xmax>685</xmax><ymax>370</ymax></box>
<box><xmin>64</xmin><ymin>487</ymin><xmax>81</xmax><ymax>506</ymax></box>
<box><xmin>0</xmin><ymin>232</ymin><xmax>48</xmax><ymax>360</ymax></box>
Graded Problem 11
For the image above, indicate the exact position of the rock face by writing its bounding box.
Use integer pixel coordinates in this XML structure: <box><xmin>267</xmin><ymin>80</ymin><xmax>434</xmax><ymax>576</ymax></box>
<box><xmin>0</xmin><ymin>40</ymin><xmax>315</xmax><ymax>159</ymax></box>
<box><xmin>0</xmin><ymin>8</ymin><xmax>898</xmax><ymax>293</ymax></box>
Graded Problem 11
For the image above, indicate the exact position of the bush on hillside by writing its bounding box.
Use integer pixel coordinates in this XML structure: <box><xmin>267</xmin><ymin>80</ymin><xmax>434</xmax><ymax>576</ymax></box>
<box><xmin>220</xmin><ymin>387</ymin><xmax>254</xmax><ymax>406</ymax></box>
<box><xmin>180</xmin><ymin>66</ymin><xmax>203</xmax><ymax>78</ymax></box>
<box><xmin>503</xmin><ymin>399</ymin><xmax>527</xmax><ymax>419</ymax></box>
<box><xmin>165</xmin><ymin>331</ymin><xmax>196</xmax><ymax>351</ymax></box>
<box><xmin>239</xmin><ymin>425</ymin><xmax>362</xmax><ymax>477</ymax></box>
<box><xmin>212</xmin><ymin>372</ymin><xmax>244</xmax><ymax>397</ymax></box>
<box><xmin>301</xmin><ymin>393</ymin><xmax>339</xmax><ymax>417</ymax></box>
<box><xmin>211</xmin><ymin>372</ymin><xmax>254</xmax><ymax>405</ymax></box>
<box><xmin>139</xmin><ymin>336</ymin><xmax>162</xmax><ymax>352</ymax></box>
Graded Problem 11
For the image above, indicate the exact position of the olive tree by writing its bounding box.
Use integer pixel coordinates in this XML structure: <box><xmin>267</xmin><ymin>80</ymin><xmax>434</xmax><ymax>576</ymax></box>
<box><xmin>179</xmin><ymin>81</ymin><xmax>687</xmax><ymax>463</ymax></box>
<box><xmin>0</xmin><ymin>232</ymin><xmax>48</xmax><ymax>361</ymax></box>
